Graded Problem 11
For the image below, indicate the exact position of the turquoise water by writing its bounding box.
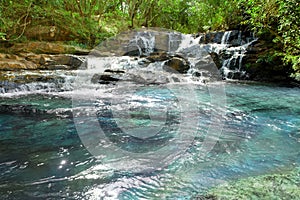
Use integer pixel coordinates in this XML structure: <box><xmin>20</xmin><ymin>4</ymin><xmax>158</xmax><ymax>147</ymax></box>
<box><xmin>0</xmin><ymin>83</ymin><xmax>299</xmax><ymax>199</ymax></box>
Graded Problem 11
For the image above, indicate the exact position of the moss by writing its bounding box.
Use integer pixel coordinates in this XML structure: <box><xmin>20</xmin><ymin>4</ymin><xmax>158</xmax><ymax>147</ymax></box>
<box><xmin>197</xmin><ymin>167</ymin><xmax>300</xmax><ymax>200</ymax></box>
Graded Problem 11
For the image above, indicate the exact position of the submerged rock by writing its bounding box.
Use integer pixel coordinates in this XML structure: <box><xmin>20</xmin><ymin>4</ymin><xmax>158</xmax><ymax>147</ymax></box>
<box><xmin>201</xmin><ymin>167</ymin><xmax>300</xmax><ymax>199</ymax></box>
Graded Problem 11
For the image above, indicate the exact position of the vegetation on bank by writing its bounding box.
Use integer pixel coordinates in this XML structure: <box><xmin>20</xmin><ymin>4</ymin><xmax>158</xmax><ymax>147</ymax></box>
<box><xmin>0</xmin><ymin>0</ymin><xmax>299</xmax><ymax>80</ymax></box>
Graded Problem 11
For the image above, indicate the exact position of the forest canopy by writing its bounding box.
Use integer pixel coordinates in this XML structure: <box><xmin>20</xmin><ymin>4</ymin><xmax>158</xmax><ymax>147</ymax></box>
<box><xmin>0</xmin><ymin>0</ymin><xmax>299</xmax><ymax>80</ymax></box>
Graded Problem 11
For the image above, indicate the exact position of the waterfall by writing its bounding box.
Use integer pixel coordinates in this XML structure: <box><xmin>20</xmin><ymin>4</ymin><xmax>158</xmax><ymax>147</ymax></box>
<box><xmin>128</xmin><ymin>31</ymin><xmax>155</xmax><ymax>55</ymax></box>
<box><xmin>0</xmin><ymin>71</ymin><xmax>76</xmax><ymax>96</ymax></box>
<box><xmin>199</xmin><ymin>30</ymin><xmax>257</xmax><ymax>80</ymax></box>
<box><xmin>73</xmin><ymin>29</ymin><xmax>220</xmax><ymax>95</ymax></box>
<box><xmin>0</xmin><ymin>29</ymin><xmax>256</xmax><ymax>96</ymax></box>
<box><xmin>221</xmin><ymin>31</ymin><xmax>231</xmax><ymax>44</ymax></box>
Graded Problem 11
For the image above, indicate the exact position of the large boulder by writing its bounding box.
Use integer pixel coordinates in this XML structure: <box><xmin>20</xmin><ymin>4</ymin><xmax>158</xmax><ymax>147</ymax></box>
<box><xmin>39</xmin><ymin>54</ymin><xmax>84</xmax><ymax>70</ymax></box>
<box><xmin>164</xmin><ymin>57</ymin><xmax>190</xmax><ymax>73</ymax></box>
<box><xmin>143</xmin><ymin>52</ymin><xmax>190</xmax><ymax>73</ymax></box>
<box><xmin>0</xmin><ymin>59</ymin><xmax>37</xmax><ymax>70</ymax></box>
<box><xmin>0</xmin><ymin>53</ymin><xmax>85</xmax><ymax>70</ymax></box>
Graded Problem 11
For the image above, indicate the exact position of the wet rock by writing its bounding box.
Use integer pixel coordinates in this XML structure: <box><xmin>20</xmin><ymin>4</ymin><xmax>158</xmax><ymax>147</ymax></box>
<box><xmin>192</xmin><ymin>71</ymin><xmax>201</xmax><ymax>77</ymax></box>
<box><xmin>104</xmin><ymin>69</ymin><xmax>125</xmax><ymax>73</ymax></box>
<box><xmin>199</xmin><ymin>31</ymin><xmax>224</xmax><ymax>44</ymax></box>
<box><xmin>141</xmin><ymin>52</ymin><xmax>190</xmax><ymax>74</ymax></box>
<box><xmin>226</xmin><ymin>72</ymin><xmax>242</xmax><ymax>79</ymax></box>
<box><xmin>7</xmin><ymin>53</ymin><xmax>85</xmax><ymax>70</ymax></box>
<box><xmin>209</xmin><ymin>52</ymin><xmax>222</xmax><ymax>69</ymax></box>
<box><xmin>164</xmin><ymin>57</ymin><xmax>190</xmax><ymax>73</ymax></box>
<box><xmin>146</xmin><ymin>52</ymin><xmax>170</xmax><ymax>62</ymax></box>
<box><xmin>198</xmin><ymin>30</ymin><xmax>255</xmax><ymax>46</ymax></box>
<box><xmin>219</xmin><ymin>51</ymin><xmax>233</xmax><ymax>60</ymax></box>
<box><xmin>91</xmin><ymin>74</ymin><xmax>120</xmax><ymax>84</ymax></box>
<box><xmin>154</xmin><ymin>33</ymin><xmax>170</xmax><ymax>52</ymax></box>
<box><xmin>20</xmin><ymin>53</ymin><xmax>42</xmax><ymax>64</ymax></box>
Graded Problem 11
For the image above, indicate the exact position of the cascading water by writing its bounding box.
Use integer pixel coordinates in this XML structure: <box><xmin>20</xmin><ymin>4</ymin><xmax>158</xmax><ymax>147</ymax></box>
<box><xmin>0</xmin><ymin>30</ymin><xmax>220</xmax><ymax>96</ymax></box>
<box><xmin>0</xmin><ymin>30</ymin><xmax>258</xmax><ymax>96</ymax></box>
<box><xmin>198</xmin><ymin>30</ymin><xmax>258</xmax><ymax>79</ymax></box>
<box><xmin>70</xmin><ymin>30</ymin><xmax>223</xmax><ymax>101</ymax></box>
<box><xmin>0</xmin><ymin>70</ymin><xmax>76</xmax><ymax>96</ymax></box>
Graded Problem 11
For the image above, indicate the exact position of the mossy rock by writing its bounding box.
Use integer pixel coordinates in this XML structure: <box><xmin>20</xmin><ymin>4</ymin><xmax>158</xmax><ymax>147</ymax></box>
<box><xmin>198</xmin><ymin>167</ymin><xmax>300</xmax><ymax>200</ymax></box>
<box><xmin>0</xmin><ymin>42</ymin><xmax>89</xmax><ymax>55</ymax></box>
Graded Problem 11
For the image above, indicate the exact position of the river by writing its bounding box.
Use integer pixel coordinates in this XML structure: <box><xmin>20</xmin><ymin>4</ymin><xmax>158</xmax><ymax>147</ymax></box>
<box><xmin>0</xmin><ymin>29</ymin><xmax>299</xmax><ymax>199</ymax></box>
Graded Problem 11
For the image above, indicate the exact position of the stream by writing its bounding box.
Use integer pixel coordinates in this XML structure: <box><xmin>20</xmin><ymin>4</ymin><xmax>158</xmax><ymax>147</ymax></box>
<box><xmin>0</xmin><ymin>29</ymin><xmax>299</xmax><ymax>199</ymax></box>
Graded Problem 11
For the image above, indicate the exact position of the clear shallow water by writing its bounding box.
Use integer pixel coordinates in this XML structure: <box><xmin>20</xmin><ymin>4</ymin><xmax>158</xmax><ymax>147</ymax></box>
<box><xmin>0</xmin><ymin>83</ymin><xmax>300</xmax><ymax>199</ymax></box>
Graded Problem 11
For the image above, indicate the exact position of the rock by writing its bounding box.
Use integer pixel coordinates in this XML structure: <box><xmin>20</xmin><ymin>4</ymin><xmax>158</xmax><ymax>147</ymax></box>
<box><xmin>198</xmin><ymin>30</ymin><xmax>255</xmax><ymax>46</ymax></box>
<box><xmin>219</xmin><ymin>51</ymin><xmax>233</xmax><ymax>60</ymax></box>
<box><xmin>0</xmin><ymin>53</ymin><xmax>85</xmax><ymax>71</ymax></box>
<box><xmin>91</xmin><ymin>74</ymin><xmax>120</xmax><ymax>84</ymax></box>
<box><xmin>0</xmin><ymin>42</ymin><xmax>89</xmax><ymax>55</ymax></box>
<box><xmin>192</xmin><ymin>71</ymin><xmax>201</xmax><ymax>77</ymax></box>
<box><xmin>0</xmin><ymin>54</ymin><xmax>6</xmax><ymax>59</ymax></box>
<box><xmin>24</xmin><ymin>25</ymin><xmax>71</xmax><ymax>41</ymax></box>
<box><xmin>0</xmin><ymin>59</ymin><xmax>37</xmax><ymax>70</ymax></box>
<box><xmin>199</xmin><ymin>31</ymin><xmax>224</xmax><ymax>44</ymax></box>
<box><xmin>138</xmin><ymin>52</ymin><xmax>190</xmax><ymax>74</ymax></box>
<box><xmin>164</xmin><ymin>57</ymin><xmax>190</xmax><ymax>73</ymax></box>
<box><xmin>41</xmin><ymin>55</ymin><xmax>84</xmax><ymax>70</ymax></box>
<box><xmin>154</xmin><ymin>32</ymin><xmax>182</xmax><ymax>52</ymax></box>
<box><xmin>210</xmin><ymin>52</ymin><xmax>222</xmax><ymax>69</ymax></box>
<box><xmin>92</xmin><ymin>31</ymin><xmax>140</xmax><ymax>57</ymax></box>
<box><xmin>20</xmin><ymin>53</ymin><xmax>43</xmax><ymax>64</ymax></box>
<box><xmin>146</xmin><ymin>52</ymin><xmax>170</xmax><ymax>62</ymax></box>
<box><xmin>104</xmin><ymin>69</ymin><xmax>125</xmax><ymax>73</ymax></box>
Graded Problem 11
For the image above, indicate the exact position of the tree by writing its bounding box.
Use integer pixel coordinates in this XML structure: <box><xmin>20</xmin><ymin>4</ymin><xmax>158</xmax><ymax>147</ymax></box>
<box><xmin>238</xmin><ymin>0</ymin><xmax>300</xmax><ymax>80</ymax></box>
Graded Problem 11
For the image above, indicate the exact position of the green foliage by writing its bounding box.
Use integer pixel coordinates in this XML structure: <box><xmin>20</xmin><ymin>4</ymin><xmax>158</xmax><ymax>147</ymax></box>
<box><xmin>0</xmin><ymin>0</ymin><xmax>242</xmax><ymax>45</ymax></box>
<box><xmin>238</xmin><ymin>0</ymin><xmax>300</xmax><ymax>80</ymax></box>
<box><xmin>0</xmin><ymin>32</ymin><xmax>6</xmax><ymax>40</ymax></box>
<box><xmin>277</xmin><ymin>0</ymin><xmax>300</xmax><ymax>80</ymax></box>
<box><xmin>0</xmin><ymin>0</ymin><xmax>122</xmax><ymax>46</ymax></box>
